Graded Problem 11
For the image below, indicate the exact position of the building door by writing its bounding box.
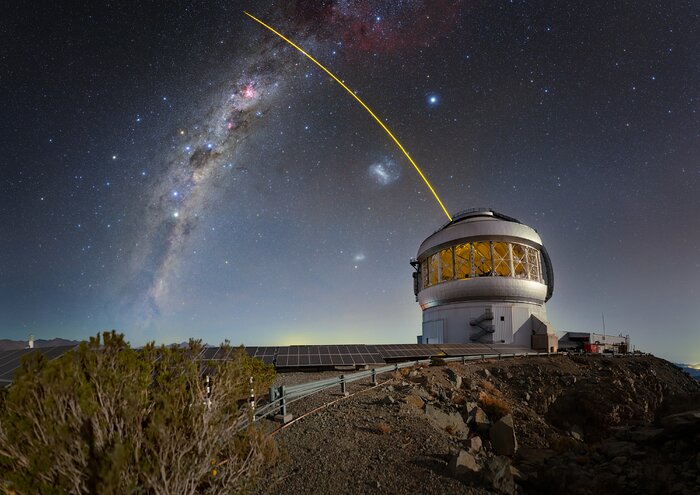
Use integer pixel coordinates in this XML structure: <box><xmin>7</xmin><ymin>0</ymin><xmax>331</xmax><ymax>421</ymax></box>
<box><xmin>422</xmin><ymin>319</ymin><xmax>445</xmax><ymax>344</ymax></box>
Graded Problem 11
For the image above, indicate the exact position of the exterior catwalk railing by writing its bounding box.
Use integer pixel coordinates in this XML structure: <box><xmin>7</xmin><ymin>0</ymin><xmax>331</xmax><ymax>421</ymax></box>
<box><xmin>236</xmin><ymin>351</ymin><xmax>560</xmax><ymax>431</ymax></box>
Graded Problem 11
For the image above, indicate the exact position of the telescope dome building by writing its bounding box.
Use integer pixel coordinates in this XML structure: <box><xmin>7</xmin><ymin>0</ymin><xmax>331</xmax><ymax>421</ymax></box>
<box><xmin>412</xmin><ymin>208</ymin><xmax>557</xmax><ymax>350</ymax></box>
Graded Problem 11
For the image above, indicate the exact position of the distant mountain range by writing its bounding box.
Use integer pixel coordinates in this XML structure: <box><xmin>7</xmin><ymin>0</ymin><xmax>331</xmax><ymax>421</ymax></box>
<box><xmin>0</xmin><ymin>338</ymin><xmax>80</xmax><ymax>351</ymax></box>
<box><xmin>675</xmin><ymin>363</ymin><xmax>700</xmax><ymax>381</ymax></box>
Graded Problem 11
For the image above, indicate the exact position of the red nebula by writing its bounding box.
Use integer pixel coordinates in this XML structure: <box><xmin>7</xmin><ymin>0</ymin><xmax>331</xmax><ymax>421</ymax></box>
<box><xmin>242</xmin><ymin>83</ymin><xmax>258</xmax><ymax>99</ymax></box>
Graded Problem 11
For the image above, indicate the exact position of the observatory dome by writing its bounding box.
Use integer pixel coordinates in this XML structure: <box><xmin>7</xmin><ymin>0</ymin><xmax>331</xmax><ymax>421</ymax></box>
<box><xmin>413</xmin><ymin>208</ymin><xmax>556</xmax><ymax>350</ymax></box>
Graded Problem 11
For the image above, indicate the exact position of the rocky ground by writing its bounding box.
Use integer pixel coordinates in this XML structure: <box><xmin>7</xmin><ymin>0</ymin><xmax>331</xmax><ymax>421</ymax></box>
<box><xmin>253</xmin><ymin>354</ymin><xmax>700</xmax><ymax>495</ymax></box>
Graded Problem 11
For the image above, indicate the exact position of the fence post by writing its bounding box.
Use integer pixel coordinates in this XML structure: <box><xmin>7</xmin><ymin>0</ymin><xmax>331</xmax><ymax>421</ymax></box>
<box><xmin>340</xmin><ymin>375</ymin><xmax>349</xmax><ymax>396</ymax></box>
<box><xmin>249</xmin><ymin>376</ymin><xmax>255</xmax><ymax>416</ymax></box>
<box><xmin>371</xmin><ymin>368</ymin><xmax>377</xmax><ymax>386</ymax></box>
<box><xmin>394</xmin><ymin>363</ymin><xmax>399</xmax><ymax>373</ymax></box>
<box><xmin>204</xmin><ymin>375</ymin><xmax>212</xmax><ymax>410</ymax></box>
<box><xmin>461</xmin><ymin>355</ymin><xmax>466</xmax><ymax>364</ymax></box>
<box><xmin>279</xmin><ymin>385</ymin><xmax>287</xmax><ymax>416</ymax></box>
<box><xmin>273</xmin><ymin>385</ymin><xmax>292</xmax><ymax>424</ymax></box>
<box><xmin>498</xmin><ymin>353</ymin><xmax>502</xmax><ymax>361</ymax></box>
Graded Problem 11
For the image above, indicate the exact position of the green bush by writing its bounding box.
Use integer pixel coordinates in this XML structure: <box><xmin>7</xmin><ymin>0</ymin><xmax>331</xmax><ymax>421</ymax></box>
<box><xmin>0</xmin><ymin>331</ymin><xmax>276</xmax><ymax>494</ymax></box>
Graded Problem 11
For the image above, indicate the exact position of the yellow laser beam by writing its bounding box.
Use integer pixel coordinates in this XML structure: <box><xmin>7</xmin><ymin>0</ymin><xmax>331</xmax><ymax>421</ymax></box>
<box><xmin>244</xmin><ymin>11</ymin><xmax>452</xmax><ymax>222</ymax></box>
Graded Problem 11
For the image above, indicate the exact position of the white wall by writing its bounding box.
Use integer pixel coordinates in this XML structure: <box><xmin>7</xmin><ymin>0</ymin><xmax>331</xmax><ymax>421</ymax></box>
<box><xmin>422</xmin><ymin>301</ymin><xmax>548</xmax><ymax>346</ymax></box>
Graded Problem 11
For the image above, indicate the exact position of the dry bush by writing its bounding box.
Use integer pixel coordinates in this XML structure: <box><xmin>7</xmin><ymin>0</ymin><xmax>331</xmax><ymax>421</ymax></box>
<box><xmin>479</xmin><ymin>379</ymin><xmax>497</xmax><ymax>394</ymax></box>
<box><xmin>376</xmin><ymin>422</ymin><xmax>391</xmax><ymax>435</ymax></box>
<box><xmin>478</xmin><ymin>391</ymin><xmax>512</xmax><ymax>421</ymax></box>
<box><xmin>430</xmin><ymin>357</ymin><xmax>446</xmax><ymax>367</ymax></box>
<box><xmin>0</xmin><ymin>331</ymin><xmax>276</xmax><ymax>494</ymax></box>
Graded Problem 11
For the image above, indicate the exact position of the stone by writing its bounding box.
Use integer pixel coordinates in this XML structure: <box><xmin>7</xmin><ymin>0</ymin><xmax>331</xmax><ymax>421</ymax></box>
<box><xmin>469</xmin><ymin>435</ymin><xmax>483</xmax><ymax>453</ymax></box>
<box><xmin>381</xmin><ymin>395</ymin><xmax>395</xmax><ymax>405</ymax></box>
<box><xmin>611</xmin><ymin>456</ymin><xmax>628</xmax><ymax>466</ymax></box>
<box><xmin>661</xmin><ymin>409</ymin><xmax>700</xmax><ymax>432</ymax></box>
<box><xmin>425</xmin><ymin>404</ymin><xmax>469</xmax><ymax>438</ymax></box>
<box><xmin>446</xmin><ymin>368</ymin><xmax>463</xmax><ymax>389</ymax></box>
<box><xmin>484</xmin><ymin>456</ymin><xmax>516</xmax><ymax>495</ymax></box>
<box><xmin>474</xmin><ymin>407</ymin><xmax>491</xmax><ymax>433</ymax></box>
<box><xmin>414</xmin><ymin>387</ymin><xmax>432</xmax><ymax>400</ymax></box>
<box><xmin>625</xmin><ymin>428</ymin><xmax>665</xmax><ymax>443</ymax></box>
<box><xmin>510</xmin><ymin>465</ymin><xmax>526</xmax><ymax>482</ymax></box>
<box><xmin>598</xmin><ymin>441</ymin><xmax>635</xmax><ymax>459</ymax></box>
<box><xmin>448</xmin><ymin>450</ymin><xmax>481</xmax><ymax>479</ymax></box>
<box><xmin>570</xmin><ymin>430</ymin><xmax>583</xmax><ymax>442</ymax></box>
<box><xmin>404</xmin><ymin>394</ymin><xmax>424</xmax><ymax>409</ymax></box>
<box><xmin>490</xmin><ymin>414</ymin><xmax>518</xmax><ymax>456</ymax></box>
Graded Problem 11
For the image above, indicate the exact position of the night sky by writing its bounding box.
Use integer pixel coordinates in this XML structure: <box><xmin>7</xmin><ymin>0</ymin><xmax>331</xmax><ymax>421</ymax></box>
<box><xmin>1</xmin><ymin>1</ymin><xmax>698</xmax><ymax>364</ymax></box>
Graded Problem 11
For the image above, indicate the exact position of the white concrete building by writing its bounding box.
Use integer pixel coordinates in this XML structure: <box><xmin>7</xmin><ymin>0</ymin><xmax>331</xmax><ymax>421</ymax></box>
<box><xmin>412</xmin><ymin>208</ymin><xmax>556</xmax><ymax>349</ymax></box>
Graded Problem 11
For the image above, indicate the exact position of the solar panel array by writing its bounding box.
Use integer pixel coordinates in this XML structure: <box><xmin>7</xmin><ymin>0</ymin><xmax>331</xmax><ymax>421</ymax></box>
<box><xmin>0</xmin><ymin>341</ymin><xmax>542</xmax><ymax>385</ymax></box>
<box><xmin>275</xmin><ymin>345</ymin><xmax>385</xmax><ymax>367</ymax></box>
<box><xmin>373</xmin><ymin>344</ymin><xmax>444</xmax><ymax>359</ymax></box>
<box><xmin>0</xmin><ymin>345</ymin><xmax>77</xmax><ymax>384</ymax></box>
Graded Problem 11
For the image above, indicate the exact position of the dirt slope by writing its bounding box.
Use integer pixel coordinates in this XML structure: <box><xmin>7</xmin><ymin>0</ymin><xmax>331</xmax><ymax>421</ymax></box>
<box><xmin>255</xmin><ymin>355</ymin><xmax>700</xmax><ymax>495</ymax></box>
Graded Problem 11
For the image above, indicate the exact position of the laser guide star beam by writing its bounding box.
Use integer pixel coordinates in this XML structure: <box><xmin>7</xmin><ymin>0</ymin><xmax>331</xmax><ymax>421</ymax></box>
<box><xmin>243</xmin><ymin>11</ymin><xmax>453</xmax><ymax>222</ymax></box>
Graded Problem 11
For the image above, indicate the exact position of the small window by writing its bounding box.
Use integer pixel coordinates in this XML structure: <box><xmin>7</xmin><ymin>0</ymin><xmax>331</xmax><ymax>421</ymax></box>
<box><xmin>500</xmin><ymin>316</ymin><xmax>505</xmax><ymax>321</ymax></box>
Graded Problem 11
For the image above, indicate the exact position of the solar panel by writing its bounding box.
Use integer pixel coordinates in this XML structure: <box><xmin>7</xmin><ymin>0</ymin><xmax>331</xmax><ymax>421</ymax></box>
<box><xmin>374</xmin><ymin>344</ymin><xmax>443</xmax><ymax>359</ymax></box>
<box><xmin>201</xmin><ymin>347</ymin><xmax>219</xmax><ymax>360</ymax></box>
<box><xmin>271</xmin><ymin>345</ymin><xmax>385</xmax><ymax>368</ymax></box>
<box><xmin>0</xmin><ymin>346</ymin><xmax>77</xmax><ymax>385</ymax></box>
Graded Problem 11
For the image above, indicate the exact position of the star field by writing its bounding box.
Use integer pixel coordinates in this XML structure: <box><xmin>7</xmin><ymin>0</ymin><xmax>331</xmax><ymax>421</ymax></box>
<box><xmin>0</xmin><ymin>1</ymin><xmax>698</xmax><ymax>363</ymax></box>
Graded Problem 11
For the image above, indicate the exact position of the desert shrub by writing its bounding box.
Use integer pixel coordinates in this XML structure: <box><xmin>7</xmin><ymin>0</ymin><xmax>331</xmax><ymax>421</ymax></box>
<box><xmin>376</xmin><ymin>422</ymin><xmax>391</xmax><ymax>435</ymax></box>
<box><xmin>479</xmin><ymin>379</ymin><xmax>497</xmax><ymax>393</ymax></box>
<box><xmin>478</xmin><ymin>391</ymin><xmax>512</xmax><ymax>421</ymax></box>
<box><xmin>0</xmin><ymin>331</ymin><xmax>276</xmax><ymax>494</ymax></box>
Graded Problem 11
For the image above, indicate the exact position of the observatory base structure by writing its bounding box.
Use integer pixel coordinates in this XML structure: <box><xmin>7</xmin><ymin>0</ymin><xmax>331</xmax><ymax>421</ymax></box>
<box><xmin>413</xmin><ymin>209</ymin><xmax>557</xmax><ymax>352</ymax></box>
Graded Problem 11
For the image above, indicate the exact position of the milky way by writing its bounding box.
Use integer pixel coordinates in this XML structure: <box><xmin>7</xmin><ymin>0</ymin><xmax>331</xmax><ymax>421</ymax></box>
<box><xmin>130</xmin><ymin>32</ymin><xmax>305</xmax><ymax>323</ymax></box>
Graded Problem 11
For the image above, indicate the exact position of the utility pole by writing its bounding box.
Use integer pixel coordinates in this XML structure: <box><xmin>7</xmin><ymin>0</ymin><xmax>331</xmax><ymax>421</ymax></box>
<box><xmin>602</xmin><ymin>313</ymin><xmax>606</xmax><ymax>341</ymax></box>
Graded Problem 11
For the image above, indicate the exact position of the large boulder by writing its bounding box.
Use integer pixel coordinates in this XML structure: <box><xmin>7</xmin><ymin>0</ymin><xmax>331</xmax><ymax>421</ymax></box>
<box><xmin>660</xmin><ymin>409</ymin><xmax>700</xmax><ymax>434</ymax></box>
<box><xmin>484</xmin><ymin>455</ymin><xmax>516</xmax><ymax>495</ymax></box>
<box><xmin>446</xmin><ymin>368</ymin><xmax>463</xmax><ymax>389</ymax></box>
<box><xmin>425</xmin><ymin>404</ymin><xmax>469</xmax><ymax>438</ymax></box>
<box><xmin>490</xmin><ymin>414</ymin><xmax>518</xmax><ymax>456</ymax></box>
<box><xmin>473</xmin><ymin>406</ymin><xmax>491</xmax><ymax>433</ymax></box>
<box><xmin>448</xmin><ymin>450</ymin><xmax>481</xmax><ymax>479</ymax></box>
